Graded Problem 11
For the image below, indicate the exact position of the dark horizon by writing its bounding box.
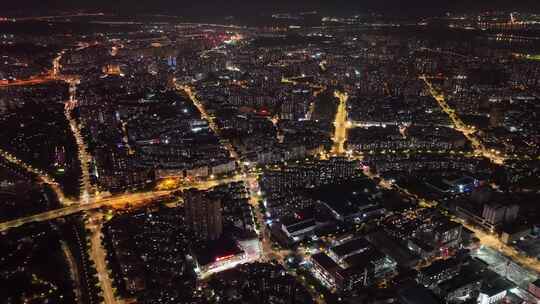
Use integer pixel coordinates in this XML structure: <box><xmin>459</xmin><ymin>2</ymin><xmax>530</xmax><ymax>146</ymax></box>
<box><xmin>3</xmin><ymin>0</ymin><xmax>540</xmax><ymax>17</ymax></box>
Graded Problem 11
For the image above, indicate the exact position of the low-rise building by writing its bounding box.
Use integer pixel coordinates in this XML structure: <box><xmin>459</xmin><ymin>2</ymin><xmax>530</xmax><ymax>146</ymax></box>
<box><xmin>310</xmin><ymin>238</ymin><xmax>396</xmax><ymax>291</ymax></box>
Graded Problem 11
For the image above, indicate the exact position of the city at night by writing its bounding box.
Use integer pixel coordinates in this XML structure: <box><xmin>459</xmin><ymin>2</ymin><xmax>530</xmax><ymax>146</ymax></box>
<box><xmin>1</xmin><ymin>1</ymin><xmax>540</xmax><ymax>304</ymax></box>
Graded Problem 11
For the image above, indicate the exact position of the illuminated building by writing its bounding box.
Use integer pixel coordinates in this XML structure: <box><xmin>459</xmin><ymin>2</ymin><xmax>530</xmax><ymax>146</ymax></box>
<box><xmin>310</xmin><ymin>238</ymin><xmax>396</xmax><ymax>291</ymax></box>
<box><xmin>184</xmin><ymin>189</ymin><xmax>223</xmax><ymax>241</ymax></box>
<box><xmin>407</xmin><ymin>238</ymin><xmax>436</xmax><ymax>260</ymax></box>
<box><xmin>434</xmin><ymin>221</ymin><xmax>463</xmax><ymax>250</ymax></box>
<box><xmin>436</xmin><ymin>273</ymin><xmax>482</xmax><ymax>304</ymax></box>
<box><xmin>417</xmin><ymin>258</ymin><xmax>462</xmax><ymax>288</ymax></box>
<box><xmin>207</xmin><ymin>262</ymin><xmax>313</xmax><ymax>304</ymax></box>
<box><xmin>192</xmin><ymin>237</ymin><xmax>244</xmax><ymax>275</ymax></box>
<box><xmin>260</xmin><ymin>157</ymin><xmax>359</xmax><ymax>193</ymax></box>
<box><xmin>192</xmin><ymin>238</ymin><xmax>260</xmax><ymax>277</ymax></box>
<box><xmin>500</xmin><ymin>225</ymin><xmax>530</xmax><ymax>245</ymax></box>
<box><xmin>280</xmin><ymin>209</ymin><xmax>317</xmax><ymax>243</ymax></box>
<box><xmin>482</xmin><ymin>203</ymin><xmax>519</xmax><ymax>227</ymax></box>
<box><xmin>102</xmin><ymin>64</ymin><xmax>122</xmax><ymax>76</ymax></box>
<box><xmin>477</xmin><ymin>275</ymin><xmax>513</xmax><ymax>304</ymax></box>
<box><xmin>54</xmin><ymin>145</ymin><xmax>66</xmax><ymax>168</ymax></box>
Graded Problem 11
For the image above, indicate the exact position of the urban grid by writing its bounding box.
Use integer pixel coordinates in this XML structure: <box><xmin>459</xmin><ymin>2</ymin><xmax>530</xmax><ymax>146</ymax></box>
<box><xmin>0</xmin><ymin>2</ymin><xmax>540</xmax><ymax>304</ymax></box>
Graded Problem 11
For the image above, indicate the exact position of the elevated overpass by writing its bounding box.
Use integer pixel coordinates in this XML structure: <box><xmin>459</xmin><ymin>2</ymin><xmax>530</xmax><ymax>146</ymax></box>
<box><xmin>0</xmin><ymin>172</ymin><xmax>257</xmax><ymax>232</ymax></box>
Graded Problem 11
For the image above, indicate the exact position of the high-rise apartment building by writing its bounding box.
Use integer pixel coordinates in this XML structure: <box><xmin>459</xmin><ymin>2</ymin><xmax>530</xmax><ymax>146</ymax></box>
<box><xmin>184</xmin><ymin>189</ymin><xmax>223</xmax><ymax>241</ymax></box>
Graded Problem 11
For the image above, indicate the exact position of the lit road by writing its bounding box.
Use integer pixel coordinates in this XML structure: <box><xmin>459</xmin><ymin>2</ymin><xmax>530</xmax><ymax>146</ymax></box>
<box><xmin>176</xmin><ymin>83</ymin><xmax>241</xmax><ymax>162</ymax></box>
<box><xmin>175</xmin><ymin>80</ymin><xmax>300</xmax><ymax>268</ymax></box>
<box><xmin>180</xmin><ymin>81</ymin><xmax>304</xmax><ymax>262</ymax></box>
<box><xmin>420</xmin><ymin>76</ymin><xmax>506</xmax><ymax>165</ymax></box>
<box><xmin>244</xmin><ymin>176</ymin><xmax>290</xmax><ymax>262</ymax></box>
<box><xmin>0</xmin><ymin>51</ymin><xmax>83</xmax><ymax>205</ymax></box>
<box><xmin>52</xmin><ymin>52</ymin><xmax>62</xmax><ymax>77</ymax></box>
<box><xmin>0</xmin><ymin>73</ymin><xmax>78</xmax><ymax>88</ymax></box>
<box><xmin>0</xmin><ymin>75</ymin><xmax>61</xmax><ymax>87</ymax></box>
<box><xmin>2</xmin><ymin>70</ymin><xmax>271</xmax><ymax>302</ymax></box>
<box><xmin>0</xmin><ymin>173</ymin><xmax>260</xmax><ymax>232</ymax></box>
<box><xmin>371</xmin><ymin>158</ymin><xmax>540</xmax><ymax>276</ymax></box>
<box><xmin>176</xmin><ymin>80</ymin><xmax>296</xmax><ymax>264</ymax></box>
<box><xmin>360</xmin><ymin>152</ymin><xmax>539</xmax><ymax>275</ymax></box>
<box><xmin>87</xmin><ymin>219</ymin><xmax>122</xmax><ymax>304</ymax></box>
<box><xmin>349</xmin><ymin>76</ymin><xmax>537</xmax><ymax>275</ymax></box>
<box><xmin>366</xmin><ymin>163</ymin><xmax>540</xmax><ymax>278</ymax></box>
<box><xmin>64</xmin><ymin>78</ymin><xmax>94</xmax><ymax>204</ymax></box>
<box><xmin>456</xmin><ymin>219</ymin><xmax>540</xmax><ymax>274</ymax></box>
<box><xmin>282</xmin><ymin>78</ymin><xmax>325</xmax><ymax>121</ymax></box>
<box><xmin>0</xmin><ymin>191</ymin><xmax>170</xmax><ymax>232</ymax></box>
<box><xmin>0</xmin><ymin>148</ymin><xmax>72</xmax><ymax>205</ymax></box>
<box><xmin>0</xmin><ymin>37</ymin><xmax>292</xmax><ymax>303</ymax></box>
<box><xmin>61</xmin><ymin>241</ymin><xmax>83</xmax><ymax>304</ymax></box>
<box><xmin>0</xmin><ymin>49</ymin><xmax>79</xmax><ymax>88</ymax></box>
<box><xmin>331</xmin><ymin>90</ymin><xmax>349</xmax><ymax>156</ymax></box>
<box><xmin>0</xmin><ymin>48</ymin><xmax>103</xmax><ymax>304</ymax></box>
<box><xmin>355</xmin><ymin>158</ymin><xmax>540</xmax><ymax>283</ymax></box>
<box><xmin>52</xmin><ymin>48</ymin><xmax>121</xmax><ymax>304</ymax></box>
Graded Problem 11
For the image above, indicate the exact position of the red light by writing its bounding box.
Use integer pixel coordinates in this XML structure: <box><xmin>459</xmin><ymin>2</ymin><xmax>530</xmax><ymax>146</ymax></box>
<box><xmin>215</xmin><ymin>254</ymin><xmax>235</xmax><ymax>262</ymax></box>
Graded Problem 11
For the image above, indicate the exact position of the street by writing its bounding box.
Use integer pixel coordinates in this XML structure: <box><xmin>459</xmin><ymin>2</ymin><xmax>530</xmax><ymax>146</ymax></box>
<box><xmin>331</xmin><ymin>90</ymin><xmax>349</xmax><ymax>156</ymax></box>
<box><xmin>420</xmin><ymin>75</ymin><xmax>506</xmax><ymax>165</ymax></box>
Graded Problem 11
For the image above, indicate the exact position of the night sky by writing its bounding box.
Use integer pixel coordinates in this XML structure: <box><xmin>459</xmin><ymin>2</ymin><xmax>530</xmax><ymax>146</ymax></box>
<box><xmin>2</xmin><ymin>0</ymin><xmax>540</xmax><ymax>16</ymax></box>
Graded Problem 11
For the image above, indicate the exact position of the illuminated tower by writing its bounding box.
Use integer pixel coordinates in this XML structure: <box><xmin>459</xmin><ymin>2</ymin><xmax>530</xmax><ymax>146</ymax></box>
<box><xmin>184</xmin><ymin>189</ymin><xmax>223</xmax><ymax>241</ymax></box>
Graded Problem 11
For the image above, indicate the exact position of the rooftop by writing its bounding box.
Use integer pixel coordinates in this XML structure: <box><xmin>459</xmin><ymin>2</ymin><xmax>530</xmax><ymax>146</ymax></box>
<box><xmin>331</xmin><ymin>237</ymin><xmax>372</xmax><ymax>259</ymax></box>
<box><xmin>398</xmin><ymin>284</ymin><xmax>440</xmax><ymax>304</ymax></box>
<box><xmin>192</xmin><ymin>236</ymin><xmax>244</xmax><ymax>266</ymax></box>
<box><xmin>420</xmin><ymin>257</ymin><xmax>461</xmax><ymax>277</ymax></box>
<box><xmin>307</xmin><ymin>178</ymin><xmax>378</xmax><ymax>218</ymax></box>
<box><xmin>342</xmin><ymin>247</ymin><xmax>385</xmax><ymax>269</ymax></box>
<box><xmin>311</xmin><ymin>252</ymin><xmax>340</xmax><ymax>273</ymax></box>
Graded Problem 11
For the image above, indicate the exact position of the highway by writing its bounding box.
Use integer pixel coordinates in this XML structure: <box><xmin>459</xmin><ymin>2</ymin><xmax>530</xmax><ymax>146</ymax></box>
<box><xmin>0</xmin><ymin>75</ymin><xmax>60</xmax><ymax>87</ymax></box>
<box><xmin>0</xmin><ymin>74</ymin><xmax>78</xmax><ymax>88</ymax></box>
<box><xmin>0</xmin><ymin>191</ymin><xmax>169</xmax><ymax>232</ymax></box>
<box><xmin>0</xmin><ymin>172</ymin><xmax>261</xmax><ymax>232</ymax></box>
